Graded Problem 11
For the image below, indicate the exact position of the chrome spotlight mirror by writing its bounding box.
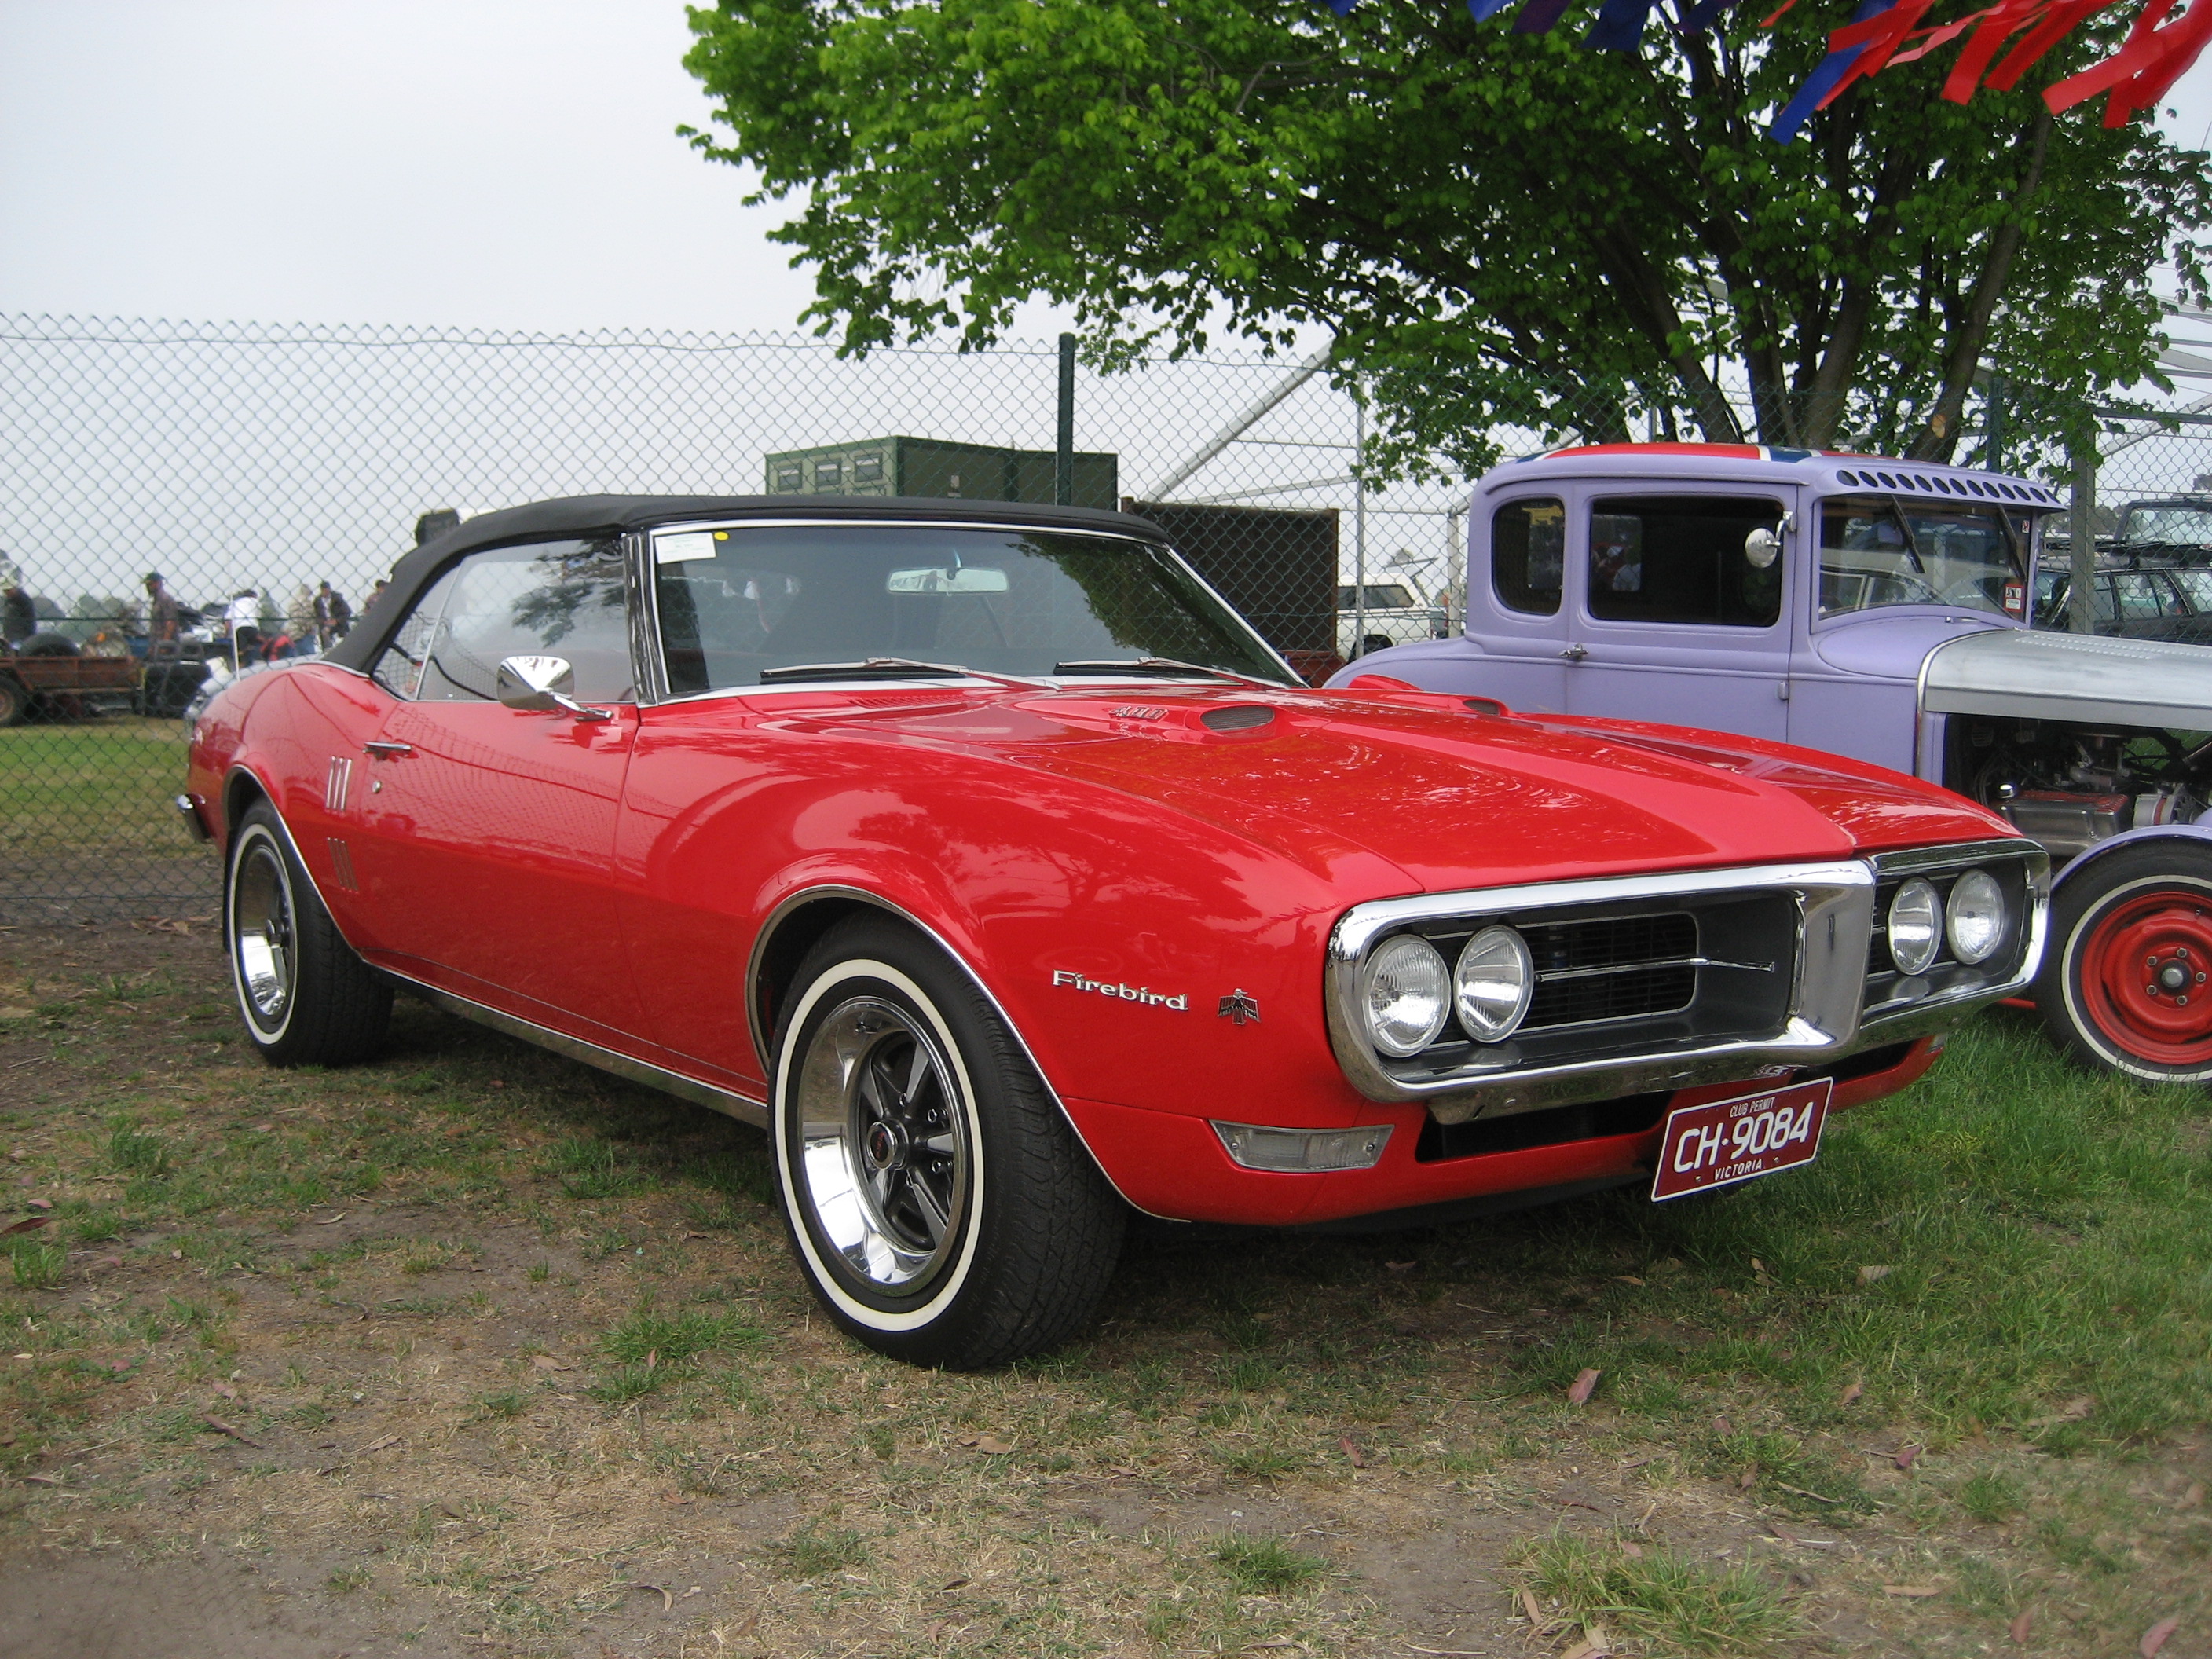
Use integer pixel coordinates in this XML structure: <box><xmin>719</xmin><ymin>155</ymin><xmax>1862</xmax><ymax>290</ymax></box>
<box><xmin>1744</xmin><ymin>526</ymin><xmax>1782</xmax><ymax>569</ymax></box>
<box><xmin>496</xmin><ymin>654</ymin><xmax>611</xmax><ymax>721</ymax></box>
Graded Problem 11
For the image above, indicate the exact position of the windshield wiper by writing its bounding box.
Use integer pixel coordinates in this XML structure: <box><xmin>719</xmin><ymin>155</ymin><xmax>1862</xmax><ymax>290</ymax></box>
<box><xmin>1050</xmin><ymin>657</ymin><xmax>1287</xmax><ymax>688</ymax></box>
<box><xmin>758</xmin><ymin>657</ymin><xmax>1043</xmax><ymax>690</ymax></box>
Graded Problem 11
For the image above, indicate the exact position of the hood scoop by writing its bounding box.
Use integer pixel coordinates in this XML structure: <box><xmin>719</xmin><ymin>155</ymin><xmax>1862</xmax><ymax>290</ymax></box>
<box><xmin>1199</xmin><ymin>705</ymin><xmax>1276</xmax><ymax>732</ymax></box>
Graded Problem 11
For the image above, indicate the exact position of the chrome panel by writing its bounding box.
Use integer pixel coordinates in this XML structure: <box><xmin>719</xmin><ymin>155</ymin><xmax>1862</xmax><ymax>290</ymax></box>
<box><xmin>400</xmin><ymin>976</ymin><xmax>768</xmax><ymax>1129</ymax></box>
<box><xmin>1921</xmin><ymin>628</ymin><xmax>2212</xmax><ymax>731</ymax></box>
<box><xmin>174</xmin><ymin>793</ymin><xmax>211</xmax><ymax>842</ymax></box>
<box><xmin>1328</xmin><ymin>862</ymin><xmax>1877</xmax><ymax>1125</ymax></box>
<box><xmin>1862</xmin><ymin>841</ymin><xmax>2049</xmax><ymax>1024</ymax></box>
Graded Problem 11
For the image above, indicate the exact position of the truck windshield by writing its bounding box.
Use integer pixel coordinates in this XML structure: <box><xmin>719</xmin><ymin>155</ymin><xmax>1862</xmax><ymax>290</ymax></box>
<box><xmin>650</xmin><ymin>522</ymin><xmax>1296</xmax><ymax>694</ymax></box>
<box><xmin>1819</xmin><ymin>495</ymin><xmax>2026</xmax><ymax>620</ymax></box>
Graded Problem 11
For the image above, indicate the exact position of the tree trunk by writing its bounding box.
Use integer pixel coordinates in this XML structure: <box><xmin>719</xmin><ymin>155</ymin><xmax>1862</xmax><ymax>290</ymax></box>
<box><xmin>1906</xmin><ymin>108</ymin><xmax>2053</xmax><ymax>462</ymax></box>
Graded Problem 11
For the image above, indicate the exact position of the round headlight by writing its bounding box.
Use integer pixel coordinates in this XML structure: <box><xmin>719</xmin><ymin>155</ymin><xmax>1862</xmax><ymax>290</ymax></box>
<box><xmin>1361</xmin><ymin>935</ymin><xmax>1451</xmax><ymax>1057</ymax></box>
<box><xmin>1887</xmin><ymin>878</ymin><xmax>1943</xmax><ymax>976</ymax></box>
<box><xmin>1945</xmin><ymin>868</ymin><xmax>2005</xmax><ymax>965</ymax></box>
<box><xmin>1455</xmin><ymin>925</ymin><xmax>1534</xmax><ymax>1042</ymax></box>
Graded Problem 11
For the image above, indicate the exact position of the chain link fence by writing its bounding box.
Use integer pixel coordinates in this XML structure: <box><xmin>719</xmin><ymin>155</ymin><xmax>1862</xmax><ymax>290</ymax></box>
<box><xmin>1</xmin><ymin>316</ymin><xmax>1473</xmax><ymax>921</ymax></box>
<box><xmin>13</xmin><ymin>313</ymin><xmax>2209</xmax><ymax>923</ymax></box>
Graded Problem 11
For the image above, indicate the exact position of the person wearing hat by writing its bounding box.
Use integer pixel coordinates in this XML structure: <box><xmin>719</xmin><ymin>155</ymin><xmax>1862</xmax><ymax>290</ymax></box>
<box><xmin>144</xmin><ymin>573</ymin><xmax>179</xmax><ymax>646</ymax></box>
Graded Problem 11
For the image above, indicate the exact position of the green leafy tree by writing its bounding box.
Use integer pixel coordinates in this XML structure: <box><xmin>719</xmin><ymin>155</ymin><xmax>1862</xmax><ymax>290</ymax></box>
<box><xmin>683</xmin><ymin>0</ymin><xmax>2212</xmax><ymax>473</ymax></box>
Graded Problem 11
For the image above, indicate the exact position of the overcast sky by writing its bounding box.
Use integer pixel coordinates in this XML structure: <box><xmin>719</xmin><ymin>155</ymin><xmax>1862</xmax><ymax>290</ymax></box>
<box><xmin>3</xmin><ymin>0</ymin><xmax>2211</xmax><ymax>339</ymax></box>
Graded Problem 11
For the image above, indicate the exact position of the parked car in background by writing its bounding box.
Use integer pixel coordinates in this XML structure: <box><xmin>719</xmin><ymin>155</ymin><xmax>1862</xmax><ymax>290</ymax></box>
<box><xmin>1333</xmin><ymin>442</ymin><xmax>2212</xmax><ymax>1086</ymax></box>
<box><xmin>1338</xmin><ymin>581</ymin><xmax>1448</xmax><ymax>659</ymax></box>
<box><xmin>184</xmin><ymin>493</ymin><xmax>2041</xmax><ymax>1366</ymax></box>
<box><xmin>2033</xmin><ymin>565</ymin><xmax>2212</xmax><ymax>645</ymax></box>
<box><xmin>2109</xmin><ymin>495</ymin><xmax>2212</xmax><ymax>563</ymax></box>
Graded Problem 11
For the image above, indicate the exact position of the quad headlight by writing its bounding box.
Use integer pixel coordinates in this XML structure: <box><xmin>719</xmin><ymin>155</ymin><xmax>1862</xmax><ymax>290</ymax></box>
<box><xmin>1454</xmin><ymin>925</ymin><xmax>1535</xmax><ymax>1042</ymax></box>
<box><xmin>1887</xmin><ymin>878</ymin><xmax>1943</xmax><ymax>976</ymax></box>
<box><xmin>1945</xmin><ymin>868</ymin><xmax>2006</xmax><ymax>965</ymax></box>
<box><xmin>1360</xmin><ymin>935</ymin><xmax>1451</xmax><ymax>1056</ymax></box>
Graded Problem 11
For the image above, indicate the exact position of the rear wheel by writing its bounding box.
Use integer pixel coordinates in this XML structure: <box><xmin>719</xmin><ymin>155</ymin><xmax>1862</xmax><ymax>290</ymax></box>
<box><xmin>771</xmin><ymin>916</ymin><xmax>1125</xmax><ymax>1368</ymax></box>
<box><xmin>2038</xmin><ymin>843</ymin><xmax>2212</xmax><ymax>1083</ymax></box>
<box><xmin>0</xmin><ymin>675</ymin><xmax>24</xmax><ymax>728</ymax></box>
<box><xmin>225</xmin><ymin>800</ymin><xmax>391</xmax><ymax>1065</ymax></box>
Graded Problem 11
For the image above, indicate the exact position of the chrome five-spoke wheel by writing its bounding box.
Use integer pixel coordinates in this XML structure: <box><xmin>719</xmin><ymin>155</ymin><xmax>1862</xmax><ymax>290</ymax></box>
<box><xmin>771</xmin><ymin>916</ymin><xmax>1126</xmax><ymax>1368</ymax></box>
<box><xmin>791</xmin><ymin>994</ymin><xmax>972</xmax><ymax>1296</ymax></box>
<box><xmin>223</xmin><ymin>800</ymin><xmax>392</xmax><ymax>1066</ymax></box>
<box><xmin>231</xmin><ymin>830</ymin><xmax>298</xmax><ymax>1035</ymax></box>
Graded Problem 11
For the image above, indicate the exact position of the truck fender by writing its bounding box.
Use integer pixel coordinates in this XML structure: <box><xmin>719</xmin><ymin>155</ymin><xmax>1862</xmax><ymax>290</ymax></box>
<box><xmin>2051</xmin><ymin>822</ymin><xmax>2212</xmax><ymax>888</ymax></box>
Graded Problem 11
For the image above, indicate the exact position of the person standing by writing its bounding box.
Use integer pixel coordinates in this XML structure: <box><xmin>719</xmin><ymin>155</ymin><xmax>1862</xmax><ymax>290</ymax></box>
<box><xmin>225</xmin><ymin>588</ymin><xmax>262</xmax><ymax>668</ymax></box>
<box><xmin>318</xmin><ymin>580</ymin><xmax>352</xmax><ymax>645</ymax></box>
<box><xmin>2</xmin><ymin>581</ymin><xmax>35</xmax><ymax>646</ymax></box>
<box><xmin>144</xmin><ymin>573</ymin><xmax>180</xmax><ymax>646</ymax></box>
<box><xmin>287</xmin><ymin>584</ymin><xmax>316</xmax><ymax>656</ymax></box>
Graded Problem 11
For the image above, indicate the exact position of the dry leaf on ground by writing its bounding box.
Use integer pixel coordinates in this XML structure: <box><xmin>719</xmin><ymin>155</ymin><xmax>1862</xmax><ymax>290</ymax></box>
<box><xmin>2010</xmin><ymin>1610</ymin><xmax>2033</xmax><ymax>1643</ymax></box>
<box><xmin>2140</xmin><ymin>1616</ymin><xmax>2181</xmax><ymax>1657</ymax></box>
<box><xmin>1858</xmin><ymin>1265</ymin><xmax>1892</xmax><ymax>1284</ymax></box>
<box><xmin>1882</xmin><ymin>1584</ymin><xmax>1941</xmax><ymax>1597</ymax></box>
<box><xmin>1566</xmin><ymin>1368</ymin><xmax>1601</xmax><ymax>1405</ymax></box>
<box><xmin>1840</xmin><ymin>1381</ymin><xmax>1863</xmax><ymax>1405</ymax></box>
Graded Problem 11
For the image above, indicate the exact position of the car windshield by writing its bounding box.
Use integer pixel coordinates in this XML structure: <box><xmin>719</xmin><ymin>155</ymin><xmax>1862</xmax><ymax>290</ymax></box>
<box><xmin>2119</xmin><ymin>504</ymin><xmax>2212</xmax><ymax>552</ymax></box>
<box><xmin>1336</xmin><ymin>584</ymin><xmax>1418</xmax><ymax>610</ymax></box>
<box><xmin>1819</xmin><ymin>494</ymin><xmax>2027</xmax><ymax>619</ymax></box>
<box><xmin>651</xmin><ymin>522</ymin><xmax>1295</xmax><ymax>694</ymax></box>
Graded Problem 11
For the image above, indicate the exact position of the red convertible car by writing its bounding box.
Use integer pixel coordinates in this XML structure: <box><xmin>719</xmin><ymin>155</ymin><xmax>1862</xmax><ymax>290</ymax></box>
<box><xmin>182</xmin><ymin>497</ymin><xmax>2047</xmax><ymax>1367</ymax></box>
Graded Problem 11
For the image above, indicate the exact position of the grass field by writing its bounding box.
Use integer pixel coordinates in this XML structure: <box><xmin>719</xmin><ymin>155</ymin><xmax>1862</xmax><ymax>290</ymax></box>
<box><xmin>1</xmin><ymin>928</ymin><xmax>2207</xmax><ymax>1657</ymax></box>
<box><xmin>0</xmin><ymin>718</ymin><xmax>196</xmax><ymax>854</ymax></box>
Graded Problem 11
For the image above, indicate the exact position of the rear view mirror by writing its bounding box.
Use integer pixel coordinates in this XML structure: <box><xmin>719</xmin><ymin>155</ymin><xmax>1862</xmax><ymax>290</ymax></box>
<box><xmin>886</xmin><ymin>567</ymin><xmax>1010</xmax><ymax>595</ymax></box>
<box><xmin>1744</xmin><ymin>527</ymin><xmax>1782</xmax><ymax>569</ymax></box>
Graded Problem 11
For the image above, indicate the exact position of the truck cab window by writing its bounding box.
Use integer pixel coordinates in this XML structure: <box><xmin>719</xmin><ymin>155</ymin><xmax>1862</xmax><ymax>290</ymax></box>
<box><xmin>1492</xmin><ymin>498</ymin><xmax>1564</xmax><ymax>616</ymax></box>
<box><xmin>1585</xmin><ymin>496</ymin><xmax>1783</xmax><ymax>628</ymax></box>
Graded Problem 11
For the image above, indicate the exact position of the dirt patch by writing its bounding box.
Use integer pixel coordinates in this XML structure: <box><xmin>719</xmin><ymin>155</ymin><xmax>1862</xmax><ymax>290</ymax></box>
<box><xmin>2</xmin><ymin>923</ymin><xmax>2208</xmax><ymax>1657</ymax></box>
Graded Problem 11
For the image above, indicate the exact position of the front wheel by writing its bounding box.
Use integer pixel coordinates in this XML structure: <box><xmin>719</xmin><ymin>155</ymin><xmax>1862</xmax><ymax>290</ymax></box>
<box><xmin>225</xmin><ymin>800</ymin><xmax>392</xmax><ymax>1065</ymax></box>
<box><xmin>2038</xmin><ymin>843</ymin><xmax>2212</xmax><ymax>1084</ymax></box>
<box><xmin>771</xmin><ymin>917</ymin><xmax>1125</xmax><ymax>1368</ymax></box>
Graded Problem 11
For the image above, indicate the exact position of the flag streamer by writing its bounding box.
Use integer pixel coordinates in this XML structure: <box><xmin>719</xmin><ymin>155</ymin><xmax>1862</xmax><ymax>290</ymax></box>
<box><xmin>1319</xmin><ymin>0</ymin><xmax>2212</xmax><ymax>140</ymax></box>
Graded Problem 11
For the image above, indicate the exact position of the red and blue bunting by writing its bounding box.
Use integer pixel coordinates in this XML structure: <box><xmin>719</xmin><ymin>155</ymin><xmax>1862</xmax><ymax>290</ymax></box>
<box><xmin>1320</xmin><ymin>0</ymin><xmax>2212</xmax><ymax>140</ymax></box>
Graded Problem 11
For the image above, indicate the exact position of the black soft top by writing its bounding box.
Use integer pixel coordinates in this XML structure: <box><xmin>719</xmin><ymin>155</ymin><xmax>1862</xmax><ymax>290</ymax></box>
<box><xmin>324</xmin><ymin>493</ymin><xmax>1171</xmax><ymax>675</ymax></box>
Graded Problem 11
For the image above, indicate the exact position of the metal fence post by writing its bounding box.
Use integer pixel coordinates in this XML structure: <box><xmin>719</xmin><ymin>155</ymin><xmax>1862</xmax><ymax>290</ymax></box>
<box><xmin>1446</xmin><ymin>505</ymin><xmax>1466</xmax><ymax>635</ymax></box>
<box><xmin>2070</xmin><ymin>430</ymin><xmax>2098</xmax><ymax>635</ymax></box>
<box><xmin>1056</xmin><ymin>334</ymin><xmax>1075</xmax><ymax>507</ymax></box>
<box><xmin>1352</xmin><ymin>395</ymin><xmax>1368</xmax><ymax>657</ymax></box>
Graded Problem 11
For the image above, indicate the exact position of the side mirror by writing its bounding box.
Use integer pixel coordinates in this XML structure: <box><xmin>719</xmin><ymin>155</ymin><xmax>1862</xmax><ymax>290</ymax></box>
<box><xmin>496</xmin><ymin>654</ymin><xmax>611</xmax><ymax>721</ymax></box>
<box><xmin>1744</xmin><ymin>526</ymin><xmax>1783</xmax><ymax>569</ymax></box>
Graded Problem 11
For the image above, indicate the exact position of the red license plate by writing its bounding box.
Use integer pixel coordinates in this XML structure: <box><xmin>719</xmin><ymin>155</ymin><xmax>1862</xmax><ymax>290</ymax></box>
<box><xmin>1650</xmin><ymin>1078</ymin><xmax>1833</xmax><ymax>1202</ymax></box>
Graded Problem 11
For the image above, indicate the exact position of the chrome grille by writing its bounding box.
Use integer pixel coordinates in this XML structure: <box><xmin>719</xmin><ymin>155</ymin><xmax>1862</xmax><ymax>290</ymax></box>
<box><xmin>1522</xmin><ymin>913</ymin><xmax>1699</xmax><ymax>1031</ymax></box>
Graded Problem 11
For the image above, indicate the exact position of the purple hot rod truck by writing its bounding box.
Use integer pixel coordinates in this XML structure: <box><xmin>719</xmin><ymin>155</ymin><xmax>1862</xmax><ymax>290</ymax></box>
<box><xmin>1335</xmin><ymin>441</ymin><xmax>2212</xmax><ymax>1086</ymax></box>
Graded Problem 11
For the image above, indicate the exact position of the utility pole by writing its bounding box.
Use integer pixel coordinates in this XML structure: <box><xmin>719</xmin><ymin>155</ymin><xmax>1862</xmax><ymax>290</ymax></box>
<box><xmin>1055</xmin><ymin>334</ymin><xmax>1075</xmax><ymax>507</ymax></box>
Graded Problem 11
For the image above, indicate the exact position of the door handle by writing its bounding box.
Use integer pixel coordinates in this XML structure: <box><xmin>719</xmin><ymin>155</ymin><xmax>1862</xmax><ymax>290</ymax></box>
<box><xmin>1560</xmin><ymin>644</ymin><xmax>1589</xmax><ymax>662</ymax></box>
<box><xmin>363</xmin><ymin>741</ymin><xmax>414</xmax><ymax>758</ymax></box>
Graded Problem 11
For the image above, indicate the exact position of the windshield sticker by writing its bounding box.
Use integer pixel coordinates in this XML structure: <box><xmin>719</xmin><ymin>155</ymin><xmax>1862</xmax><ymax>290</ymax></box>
<box><xmin>654</xmin><ymin>531</ymin><xmax>718</xmax><ymax>564</ymax></box>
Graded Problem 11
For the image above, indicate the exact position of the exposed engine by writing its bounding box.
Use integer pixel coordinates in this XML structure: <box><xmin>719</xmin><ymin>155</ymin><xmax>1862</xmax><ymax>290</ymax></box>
<box><xmin>1946</xmin><ymin>717</ymin><xmax>2210</xmax><ymax>859</ymax></box>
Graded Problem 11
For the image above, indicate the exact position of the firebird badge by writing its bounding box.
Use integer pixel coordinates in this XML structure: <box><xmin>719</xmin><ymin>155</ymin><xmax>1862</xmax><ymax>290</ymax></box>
<box><xmin>1218</xmin><ymin>989</ymin><xmax>1262</xmax><ymax>1026</ymax></box>
<box><xmin>1052</xmin><ymin>970</ymin><xmax>1188</xmax><ymax>1011</ymax></box>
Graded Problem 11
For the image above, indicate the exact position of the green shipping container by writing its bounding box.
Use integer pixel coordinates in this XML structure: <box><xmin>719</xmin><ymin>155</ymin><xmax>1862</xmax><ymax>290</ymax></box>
<box><xmin>764</xmin><ymin>438</ymin><xmax>1118</xmax><ymax>510</ymax></box>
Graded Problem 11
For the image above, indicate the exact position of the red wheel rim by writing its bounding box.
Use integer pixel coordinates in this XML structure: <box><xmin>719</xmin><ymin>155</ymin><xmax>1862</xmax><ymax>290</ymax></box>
<box><xmin>2078</xmin><ymin>886</ymin><xmax>2212</xmax><ymax>1068</ymax></box>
